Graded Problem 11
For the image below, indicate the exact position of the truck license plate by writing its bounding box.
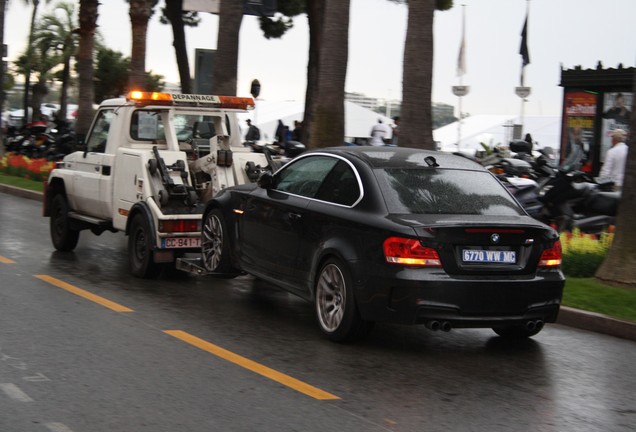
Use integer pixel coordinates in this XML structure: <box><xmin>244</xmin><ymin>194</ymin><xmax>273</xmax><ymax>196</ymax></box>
<box><xmin>462</xmin><ymin>249</ymin><xmax>516</xmax><ymax>264</ymax></box>
<box><xmin>162</xmin><ymin>237</ymin><xmax>201</xmax><ymax>249</ymax></box>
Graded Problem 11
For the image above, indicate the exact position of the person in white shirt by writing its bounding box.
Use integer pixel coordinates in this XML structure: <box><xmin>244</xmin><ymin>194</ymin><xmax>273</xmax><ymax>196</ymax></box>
<box><xmin>369</xmin><ymin>119</ymin><xmax>391</xmax><ymax>146</ymax></box>
<box><xmin>600</xmin><ymin>129</ymin><xmax>629</xmax><ymax>191</ymax></box>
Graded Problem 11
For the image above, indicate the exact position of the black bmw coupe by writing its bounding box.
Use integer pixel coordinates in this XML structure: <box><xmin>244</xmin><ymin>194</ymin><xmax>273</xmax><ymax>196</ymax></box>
<box><xmin>201</xmin><ymin>146</ymin><xmax>564</xmax><ymax>342</ymax></box>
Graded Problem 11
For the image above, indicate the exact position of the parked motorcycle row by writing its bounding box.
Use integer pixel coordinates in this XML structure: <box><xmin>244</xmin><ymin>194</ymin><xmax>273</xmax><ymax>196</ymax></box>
<box><xmin>480</xmin><ymin>140</ymin><xmax>620</xmax><ymax>234</ymax></box>
<box><xmin>4</xmin><ymin>121</ymin><xmax>77</xmax><ymax>161</ymax></box>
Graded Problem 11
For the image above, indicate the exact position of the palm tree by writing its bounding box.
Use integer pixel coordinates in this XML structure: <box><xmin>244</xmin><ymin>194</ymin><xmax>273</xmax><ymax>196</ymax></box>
<box><xmin>0</xmin><ymin>0</ymin><xmax>7</xmax><ymax>142</ymax></box>
<box><xmin>38</xmin><ymin>1</ymin><xmax>78</xmax><ymax>123</ymax></box>
<box><xmin>128</xmin><ymin>0</ymin><xmax>157</xmax><ymax>91</ymax></box>
<box><xmin>595</xmin><ymin>69</ymin><xmax>636</xmax><ymax>286</ymax></box>
<box><xmin>161</xmin><ymin>0</ymin><xmax>199</xmax><ymax>94</ymax></box>
<box><xmin>27</xmin><ymin>31</ymin><xmax>61</xmax><ymax>117</ymax></box>
<box><xmin>307</xmin><ymin>0</ymin><xmax>349</xmax><ymax>149</ymax></box>
<box><xmin>21</xmin><ymin>0</ymin><xmax>52</xmax><ymax>125</ymax></box>
<box><xmin>211</xmin><ymin>0</ymin><xmax>243</xmax><ymax>95</ymax></box>
<box><xmin>74</xmin><ymin>0</ymin><xmax>98</xmax><ymax>137</ymax></box>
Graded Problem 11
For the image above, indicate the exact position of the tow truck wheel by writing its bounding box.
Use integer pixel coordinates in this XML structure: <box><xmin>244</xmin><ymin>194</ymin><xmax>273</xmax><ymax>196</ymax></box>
<box><xmin>201</xmin><ymin>208</ymin><xmax>233</xmax><ymax>273</ymax></box>
<box><xmin>50</xmin><ymin>194</ymin><xmax>79</xmax><ymax>251</ymax></box>
<box><xmin>128</xmin><ymin>213</ymin><xmax>161</xmax><ymax>278</ymax></box>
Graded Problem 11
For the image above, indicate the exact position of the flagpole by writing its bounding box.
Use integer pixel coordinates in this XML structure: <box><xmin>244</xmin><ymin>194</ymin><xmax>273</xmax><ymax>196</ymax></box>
<box><xmin>516</xmin><ymin>0</ymin><xmax>531</xmax><ymax>138</ymax></box>
<box><xmin>453</xmin><ymin>4</ymin><xmax>469</xmax><ymax>151</ymax></box>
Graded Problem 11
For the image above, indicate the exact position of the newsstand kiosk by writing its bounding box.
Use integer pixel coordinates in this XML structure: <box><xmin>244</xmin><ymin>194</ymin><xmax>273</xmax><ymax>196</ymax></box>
<box><xmin>559</xmin><ymin>63</ymin><xmax>634</xmax><ymax>175</ymax></box>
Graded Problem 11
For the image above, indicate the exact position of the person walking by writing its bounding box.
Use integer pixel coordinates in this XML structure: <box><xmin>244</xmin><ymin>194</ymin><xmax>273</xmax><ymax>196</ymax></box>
<box><xmin>369</xmin><ymin>119</ymin><xmax>391</xmax><ymax>146</ymax></box>
<box><xmin>599</xmin><ymin>129</ymin><xmax>629</xmax><ymax>191</ymax></box>
<box><xmin>244</xmin><ymin>119</ymin><xmax>260</xmax><ymax>142</ymax></box>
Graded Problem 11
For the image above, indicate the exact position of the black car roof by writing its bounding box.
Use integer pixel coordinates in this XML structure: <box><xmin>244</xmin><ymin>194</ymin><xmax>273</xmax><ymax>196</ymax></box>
<box><xmin>315</xmin><ymin>146</ymin><xmax>486</xmax><ymax>171</ymax></box>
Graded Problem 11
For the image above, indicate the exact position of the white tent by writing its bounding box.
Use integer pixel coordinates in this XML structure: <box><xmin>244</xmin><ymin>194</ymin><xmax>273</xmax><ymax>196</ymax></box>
<box><xmin>238</xmin><ymin>100</ymin><xmax>394</xmax><ymax>143</ymax></box>
<box><xmin>434</xmin><ymin>115</ymin><xmax>562</xmax><ymax>155</ymax></box>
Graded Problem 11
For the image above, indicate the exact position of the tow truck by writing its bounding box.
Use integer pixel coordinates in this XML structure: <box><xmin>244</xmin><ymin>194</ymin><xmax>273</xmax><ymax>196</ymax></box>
<box><xmin>43</xmin><ymin>91</ymin><xmax>271</xmax><ymax>278</ymax></box>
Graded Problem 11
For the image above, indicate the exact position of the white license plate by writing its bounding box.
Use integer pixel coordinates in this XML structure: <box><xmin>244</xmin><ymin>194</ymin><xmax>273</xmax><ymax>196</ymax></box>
<box><xmin>162</xmin><ymin>237</ymin><xmax>201</xmax><ymax>249</ymax></box>
<box><xmin>462</xmin><ymin>249</ymin><xmax>516</xmax><ymax>264</ymax></box>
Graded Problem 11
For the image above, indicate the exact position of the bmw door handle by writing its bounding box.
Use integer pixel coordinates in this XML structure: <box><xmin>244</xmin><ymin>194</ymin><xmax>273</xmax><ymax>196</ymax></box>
<box><xmin>288</xmin><ymin>213</ymin><xmax>302</xmax><ymax>222</ymax></box>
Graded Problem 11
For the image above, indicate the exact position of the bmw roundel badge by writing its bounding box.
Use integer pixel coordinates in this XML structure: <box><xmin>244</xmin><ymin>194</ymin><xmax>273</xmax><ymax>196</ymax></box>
<box><xmin>490</xmin><ymin>233</ymin><xmax>500</xmax><ymax>244</ymax></box>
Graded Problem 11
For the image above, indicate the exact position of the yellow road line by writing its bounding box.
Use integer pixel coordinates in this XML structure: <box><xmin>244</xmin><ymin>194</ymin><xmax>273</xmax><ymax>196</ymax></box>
<box><xmin>0</xmin><ymin>256</ymin><xmax>16</xmax><ymax>264</ymax></box>
<box><xmin>34</xmin><ymin>275</ymin><xmax>134</xmax><ymax>313</ymax></box>
<box><xmin>165</xmin><ymin>330</ymin><xmax>340</xmax><ymax>401</ymax></box>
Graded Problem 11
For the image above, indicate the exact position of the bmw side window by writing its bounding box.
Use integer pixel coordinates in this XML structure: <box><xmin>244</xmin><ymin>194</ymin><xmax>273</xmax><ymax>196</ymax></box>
<box><xmin>273</xmin><ymin>156</ymin><xmax>338</xmax><ymax>198</ymax></box>
<box><xmin>85</xmin><ymin>109</ymin><xmax>115</xmax><ymax>153</ymax></box>
<box><xmin>315</xmin><ymin>161</ymin><xmax>361</xmax><ymax>206</ymax></box>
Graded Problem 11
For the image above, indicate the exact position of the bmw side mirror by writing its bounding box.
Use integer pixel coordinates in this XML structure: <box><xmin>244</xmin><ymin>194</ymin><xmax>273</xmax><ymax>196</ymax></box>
<box><xmin>257</xmin><ymin>172</ymin><xmax>273</xmax><ymax>189</ymax></box>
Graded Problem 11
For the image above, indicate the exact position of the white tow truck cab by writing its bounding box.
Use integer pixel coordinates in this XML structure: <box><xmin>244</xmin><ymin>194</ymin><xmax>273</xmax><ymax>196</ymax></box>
<box><xmin>43</xmin><ymin>91</ymin><xmax>271</xmax><ymax>278</ymax></box>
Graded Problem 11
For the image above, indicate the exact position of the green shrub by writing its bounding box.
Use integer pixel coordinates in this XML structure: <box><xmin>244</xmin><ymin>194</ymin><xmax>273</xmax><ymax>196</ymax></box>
<box><xmin>560</xmin><ymin>229</ymin><xmax>613</xmax><ymax>277</ymax></box>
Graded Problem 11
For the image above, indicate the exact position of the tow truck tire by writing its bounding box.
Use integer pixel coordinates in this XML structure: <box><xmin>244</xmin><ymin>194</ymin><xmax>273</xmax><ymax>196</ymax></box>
<box><xmin>128</xmin><ymin>213</ymin><xmax>161</xmax><ymax>278</ymax></box>
<box><xmin>201</xmin><ymin>208</ymin><xmax>233</xmax><ymax>273</ymax></box>
<box><xmin>50</xmin><ymin>194</ymin><xmax>80</xmax><ymax>251</ymax></box>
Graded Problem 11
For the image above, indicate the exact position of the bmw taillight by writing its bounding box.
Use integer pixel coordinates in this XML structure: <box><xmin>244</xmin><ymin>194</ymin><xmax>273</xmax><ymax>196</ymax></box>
<box><xmin>383</xmin><ymin>237</ymin><xmax>441</xmax><ymax>267</ymax></box>
<box><xmin>158</xmin><ymin>219</ymin><xmax>200</xmax><ymax>233</ymax></box>
<box><xmin>538</xmin><ymin>240</ymin><xmax>562</xmax><ymax>267</ymax></box>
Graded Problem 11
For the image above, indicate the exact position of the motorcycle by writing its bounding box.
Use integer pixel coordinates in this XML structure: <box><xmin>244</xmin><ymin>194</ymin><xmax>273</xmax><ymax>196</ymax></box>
<box><xmin>537</xmin><ymin>145</ymin><xmax>619</xmax><ymax>234</ymax></box>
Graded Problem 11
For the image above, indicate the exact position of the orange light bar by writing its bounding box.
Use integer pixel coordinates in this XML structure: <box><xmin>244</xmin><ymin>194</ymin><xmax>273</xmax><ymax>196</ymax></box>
<box><xmin>126</xmin><ymin>91</ymin><xmax>254</xmax><ymax>110</ymax></box>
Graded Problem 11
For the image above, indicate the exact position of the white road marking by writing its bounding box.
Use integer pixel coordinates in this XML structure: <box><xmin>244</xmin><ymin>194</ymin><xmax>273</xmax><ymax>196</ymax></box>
<box><xmin>45</xmin><ymin>423</ymin><xmax>75</xmax><ymax>432</ymax></box>
<box><xmin>0</xmin><ymin>383</ymin><xmax>33</xmax><ymax>402</ymax></box>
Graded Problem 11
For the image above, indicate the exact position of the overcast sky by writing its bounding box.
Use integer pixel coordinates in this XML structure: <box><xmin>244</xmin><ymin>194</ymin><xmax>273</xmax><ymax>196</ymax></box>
<box><xmin>4</xmin><ymin>0</ymin><xmax>635</xmax><ymax>117</ymax></box>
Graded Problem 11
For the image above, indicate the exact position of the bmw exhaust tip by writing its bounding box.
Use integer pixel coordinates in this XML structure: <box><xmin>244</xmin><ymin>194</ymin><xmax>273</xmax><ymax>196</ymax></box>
<box><xmin>441</xmin><ymin>321</ymin><xmax>452</xmax><ymax>332</ymax></box>
<box><xmin>426</xmin><ymin>321</ymin><xmax>441</xmax><ymax>331</ymax></box>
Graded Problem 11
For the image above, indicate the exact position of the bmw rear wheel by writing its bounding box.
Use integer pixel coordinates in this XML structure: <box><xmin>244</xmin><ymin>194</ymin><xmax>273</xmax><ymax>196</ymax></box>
<box><xmin>315</xmin><ymin>258</ymin><xmax>370</xmax><ymax>342</ymax></box>
<box><xmin>201</xmin><ymin>208</ymin><xmax>233</xmax><ymax>273</ymax></box>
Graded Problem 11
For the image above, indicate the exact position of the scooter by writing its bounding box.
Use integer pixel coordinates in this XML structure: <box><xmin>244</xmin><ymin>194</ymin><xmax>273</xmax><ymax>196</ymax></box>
<box><xmin>537</xmin><ymin>145</ymin><xmax>620</xmax><ymax>234</ymax></box>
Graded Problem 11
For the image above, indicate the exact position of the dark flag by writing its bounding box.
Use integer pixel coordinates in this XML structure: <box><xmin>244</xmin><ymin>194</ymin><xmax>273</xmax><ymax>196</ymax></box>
<box><xmin>519</xmin><ymin>14</ymin><xmax>530</xmax><ymax>67</ymax></box>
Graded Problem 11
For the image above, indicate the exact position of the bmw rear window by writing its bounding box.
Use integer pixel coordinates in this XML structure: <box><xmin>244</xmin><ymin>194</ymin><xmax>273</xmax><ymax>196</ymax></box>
<box><xmin>377</xmin><ymin>168</ymin><xmax>524</xmax><ymax>216</ymax></box>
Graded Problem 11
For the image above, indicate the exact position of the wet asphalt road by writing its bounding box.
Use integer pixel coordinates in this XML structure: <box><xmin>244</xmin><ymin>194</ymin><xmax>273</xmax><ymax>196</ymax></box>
<box><xmin>1</xmin><ymin>192</ymin><xmax>635</xmax><ymax>432</ymax></box>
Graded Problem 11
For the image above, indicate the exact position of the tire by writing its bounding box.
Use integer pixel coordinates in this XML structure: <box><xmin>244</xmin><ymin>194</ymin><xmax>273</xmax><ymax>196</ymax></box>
<box><xmin>128</xmin><ymin>213</ymin><xmax>161</xmax><ymax>278</ymax></box>
<box><xmin>201</xmin><ymin>208</ymin><xmax>233</xmax><ymax>273</ymax></box>
<box><xmin>50</xmin><ymin>194</ymin><xmax>79</xmax><ymax>251</ymax></box>
<box><xmin>492</xmin><ymin>322</ymin><xmax>544</xmax><ymax>339</ymax></box>
<box><xmin>315</xmin><ymin>258</ymin><xmax>371</xmax><ymax>342</ymax></box>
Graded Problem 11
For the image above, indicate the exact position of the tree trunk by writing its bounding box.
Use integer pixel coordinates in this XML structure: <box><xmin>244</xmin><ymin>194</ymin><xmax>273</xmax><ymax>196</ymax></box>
<box><xmin>75</xmin><ymin>0</ymin><xmax>99</xmax><ymax>137</ymax></box>
<box><xmin>212</xmin><ymin>0</ymin><xmax>243</xmax><ymax>96</ymax></box>
<box><xmin>129</xmin><ymin>0</ymin><xmax>152</xmax><ymax>91</ymax></box>
<box><xmin>301</xmin><ymin>0</ymin><xmax>322</xmax><ymax>147</ymax></box>
<box><xmin>400</xmin><ymin>0</ymin><xmax>435</xmax><ymax>150</ymax></box>
<box><xmin>23</xmin><ymin>0</ymin><xmax>40</xmax><ymax>126</ymax></box>
<box><xmin>595</xmin><ymin>69</ymin><xmax>636</xmax><ymax>287</ymax></box>
<box><xmin>307</xmin><ymin>0</ymin><xmax>349</xmax><ymax>149</ymax></box>
<box><xmin>165</xmin><ymin>0</ymin><xmax>192</xmax><ymax>93</ymax></box>
<box><xmin>0</xmin><ymin>0</ymin><xmax>6</xmax><ymax>142</ymax></box>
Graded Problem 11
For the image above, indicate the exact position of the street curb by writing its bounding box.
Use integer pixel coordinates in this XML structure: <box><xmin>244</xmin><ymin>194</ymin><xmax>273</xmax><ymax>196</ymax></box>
<box><xmin>1</xmin><ymin>182</ymin><xmax>635</xmax><ymax>342</ymax></box>
<box><xmin>557</xmin><ymin>306</ymin><xmax>636</xmax><ymax>342</ymax></box>
<box><xmin>0</xmin><ymin>183</ymin><xmax>43</xmax><ymax>201</ymax></box>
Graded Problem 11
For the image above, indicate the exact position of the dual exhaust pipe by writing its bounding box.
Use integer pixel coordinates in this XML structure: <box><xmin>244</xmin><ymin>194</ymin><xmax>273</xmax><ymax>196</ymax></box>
<box><xmin>425</xmin><ymin>320</ymin><xmax>452</xmax><ymax>332</ymax></box>
<box><xmin>425</xmin><ymin>319</ymin><xmax>544</xmax><ymax>333</ymax></box>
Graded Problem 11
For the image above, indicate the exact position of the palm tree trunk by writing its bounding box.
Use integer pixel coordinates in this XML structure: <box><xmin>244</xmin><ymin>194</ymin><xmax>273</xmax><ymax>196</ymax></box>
<box><xmin>23</xmin><ymin>0</ymin><xmax>40</xmax><ymax>126</ymax></box>
<box><xmin>301</xmin><ymin>0</ymin><xmax>323</xmax><ymax>146</ymax></box>
<box><xmin>400</xmin><ymin>0</ymin><xmax>435</xmax><ymax>150</ymax></box>
<box><xmin>129</xmin><ymin>0</ymin><xmax>152</xmax><ymax>91</ymax></box>
<box><xmin>165</xmin><ymin>0</ymin><xmax>192</xmax><ymax>93</ymax></box>
<box><xmin>75</xmin><ymin>0</ymin><xmax>99</xmax><ymax>137</ymax></box>
<box><xmin>307</xmin><ymin>0</ymin><xmax>349</xmax><ymax>149</ymax></box>
<box><xmin>0</xmin><ymin>0</ymin><xmax>6</xmax><ymax>142</ymax></box>
<box><xmin>212</xmin><ymin>0</ymin><xmax>243</xmax><ymax>96</ymax></box>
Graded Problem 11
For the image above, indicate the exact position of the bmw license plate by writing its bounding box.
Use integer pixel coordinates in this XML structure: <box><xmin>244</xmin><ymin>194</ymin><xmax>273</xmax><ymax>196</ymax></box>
<box><xmin>162</xmin><ymin>237</ymin><xmax>201</xmax><ymax>249</ymax></box>
<box><xmin>462</xmin><ymin>249</ymin><xmax>516</xmax><ymax>264</ymax></box>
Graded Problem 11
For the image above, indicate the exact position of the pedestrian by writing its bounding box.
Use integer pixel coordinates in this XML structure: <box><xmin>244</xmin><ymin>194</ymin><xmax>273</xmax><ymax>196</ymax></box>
<box><xmin>599</xmin><ymin>129</ymin><xmax>629</xmax><ymax>191</ymax></box>
<box><xmin>244</xmin><ymin>119</ymin><xmax>260</xmax><ymax>142</ymax></box>
<box><xmin>369</xmin><ymin>118</ymin><xmax>391</xmax><ymax>146</ymax></box>
<box><xmin>391</xmin><ymin>116</ymin><xmax>400</xmax><ymax>146</ymax></box>
<box><xmin>292</xmin><ymin>120</ymin><xmax>303</xmax><ymax>142</ymax></box>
